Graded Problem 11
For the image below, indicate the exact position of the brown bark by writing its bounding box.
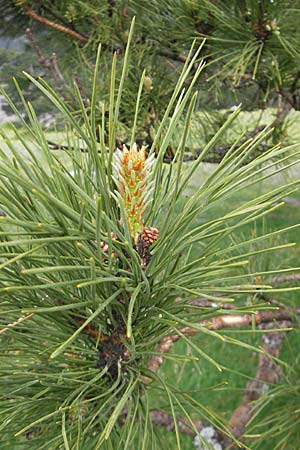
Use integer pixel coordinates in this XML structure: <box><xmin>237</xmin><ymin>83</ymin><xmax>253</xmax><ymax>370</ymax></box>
<box><xmin>268</xmin><ymin>273</ymin><xmax>300</xmax><ymax>285</ymax></box>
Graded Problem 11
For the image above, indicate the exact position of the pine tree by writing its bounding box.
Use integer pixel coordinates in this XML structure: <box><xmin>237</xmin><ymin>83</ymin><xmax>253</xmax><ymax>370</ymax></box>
<box><xmin>0</xmin><ymin>25</ymin><xmax>300</xmax><ymax>448</ymax></box>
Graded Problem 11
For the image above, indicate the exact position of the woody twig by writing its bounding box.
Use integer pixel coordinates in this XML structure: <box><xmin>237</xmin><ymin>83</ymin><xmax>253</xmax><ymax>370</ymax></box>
<box><xmin>25</xmin><ymin>28</ymin><xmax>67</xmax><ymax>88</ymax></box>
<box><xmin>0</xmin><ymin>313</ymin><xmax>34</xmax><ymax>335</ymax></box>
<box><xmin>147</xmin><ymin>307</ymin><xmax>296</xmax><ymax>374</ymax></box>
<box><xmin>17</xmin><ymin>2</ymin><xmax>88</xmax><ymax>43</ymax></box>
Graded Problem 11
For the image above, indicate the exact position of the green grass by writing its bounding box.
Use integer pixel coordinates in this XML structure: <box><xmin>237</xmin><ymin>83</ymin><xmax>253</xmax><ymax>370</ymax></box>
<box><xmin>155</xmin><ymin>187</ymin><xmax>300</xmax><ymax>449</ymax></box>
<box><xmin>157</xmin><ymin>330</ymin><xmax>300</xmax><ymax>449</ymax></box>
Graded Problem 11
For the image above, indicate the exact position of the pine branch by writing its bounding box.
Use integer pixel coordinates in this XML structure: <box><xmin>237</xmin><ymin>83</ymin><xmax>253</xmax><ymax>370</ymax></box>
<box><xmin>291</xmin><ymin>70</ymin><xmax>300</xmax><ymax>96</ymax></box>
<box><xmin>40</xmin><ymin>4</ymin><xmax>80</xmax><ymax>31</ymax></box>
<box><xmin>46</xmin><ymin>124</ymin><xmax>269</xmax><ymax>164</ymax></box>
<box><xmin>25</xmin><ymin>28</ymin><xmax>67</xmax><ymax>87</ymax></box>
<box><xmin>16</xmin><ymin>1</ymin><xmax>89</xmax><ymax>43</ymax></box>
<box><xmin>188</xmin><ymin>296</ymin><xmax>236</xmax><ymax>309</ymax></box>
<box><xmin>278</xmin><ymin>86</ymin><xmax>300</xmax><ymax>111</ymax></box>
<box><xmin>1</xmin><ymin>31</ymin><xmax>299</xmax><ymax>448</ymax></box>
<box><xmin>0</xmin><ymin>313</ymin><xmax>34</xmax><ymax>335</ymax></box>
<box><xmin>157</xmin><ymin>48</ymin><xmax>200</xmax><ymax>71</ymax></box>
<box><xmin>25</xmin><ymin>27</ymin><xmax>51</xmax><ymax>70</ymax></box>
<box><xmin>51</xmin><ymin>52</ymin><xmax>65</xmax><ymax>84</ymax></box>
<box><xmin>148</xmin><ymin>308</ymin><xmax>296</xmax><ymax>374</ymax></box>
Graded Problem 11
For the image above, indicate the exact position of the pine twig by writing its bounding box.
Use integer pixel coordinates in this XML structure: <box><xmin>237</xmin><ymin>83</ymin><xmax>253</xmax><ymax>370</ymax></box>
<box><xmin>188</xmin><ymin>296</ymin><xmax>236</xmax><ymax>309</ymax></box>
<box><xmin>158</xmin><ymin>49</ymin><xmax>198</xmax><ymax>66</ymax></box>
<box><xmin>148</xmin><ymin>308</ymin><xmax>296</xmax><ymax>374</ymax></box>
<box><xmin>17</xmin><ymin>2</ymin><xmax>88</xmax><ymax>43</ymax></box>
<box><xmin>26</xmin><ymin>28</ymin><xmax>67</xmax><ymax>87</ymax></box>
<box><xmin>46</xmin><ymin>124</ymin><xmax>269</xmax><ymax>165</ymax></box>
<box><xmin>26</xmin><ymin>28</ymin><xmax>52</xmax><ymax>71</ymax></box>
<box><xmin>0</xmin><ymin>313</ymin><xmax>34</xmax><ymax>335</ymax></box>
<box><xmin>41</xmin><ymin>4</ymin><xmax>80</xmax><ymax>31</ymax></box>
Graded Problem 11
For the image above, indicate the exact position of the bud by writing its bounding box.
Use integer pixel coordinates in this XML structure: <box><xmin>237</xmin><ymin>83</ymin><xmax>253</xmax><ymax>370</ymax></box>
<box><xmin>144</xmin><ymin>76</ymin><xmax>153</xmax><ymax>93</ymax></box>
<box><xmin>141</xmin><ymin>226</ymin><xmax>159</xmax><ymax>246</ymax></box>
<box><xmin>139</xmin><ymin>226</ymin><xmax>160</xmax><ymax>269</ymax></box>
<box><xmin>113</xmin><ymin>143</ymin><xmax>155</xmax><ymax>243</ymax></box>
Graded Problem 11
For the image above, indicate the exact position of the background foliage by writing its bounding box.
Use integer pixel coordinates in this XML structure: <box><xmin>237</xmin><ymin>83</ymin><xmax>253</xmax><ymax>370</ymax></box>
<box><xmin>2</xmin><ymin>0</ymin><xmax>300</xmax><ymax>149</ymax></box>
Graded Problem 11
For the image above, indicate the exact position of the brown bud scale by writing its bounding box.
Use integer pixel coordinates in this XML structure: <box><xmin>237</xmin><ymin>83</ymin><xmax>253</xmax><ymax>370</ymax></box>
<box><xmin>141</xmin><ymin>226</ymin><xmax>159</xmax><ymax>245</ymax></box>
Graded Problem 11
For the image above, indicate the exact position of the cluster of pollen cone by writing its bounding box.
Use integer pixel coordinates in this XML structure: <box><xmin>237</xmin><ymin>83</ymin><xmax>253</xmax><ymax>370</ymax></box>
<box><xmin>101</xmin><ymin>143</ymin><xmax>159</xmax><ymax>267</ymax></box>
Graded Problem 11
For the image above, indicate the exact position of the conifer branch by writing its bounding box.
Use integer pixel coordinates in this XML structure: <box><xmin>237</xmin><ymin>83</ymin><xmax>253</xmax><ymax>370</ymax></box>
<box><xmin>148</xmin><ymin>308</ymin><xmax>296</xmax><ymax>374</ymax></box>
<box><xmin>0</xmin><ymin>313</ymin><xmax>34</xmax><ymax>335</ymax></box>
<box><xmin>16</xmin><ymin>1</ymin><xmax>89</xmax><ymax>43</ymax></box>
<box><xmin>46</xmin><ymin>124</ymin><xmax>269</xmax><ymax>164</ymax></box>
<box><xmin>25</xmin><ymin>28</ymin><xmax>67</xmax><ymax>89</ymax></box>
